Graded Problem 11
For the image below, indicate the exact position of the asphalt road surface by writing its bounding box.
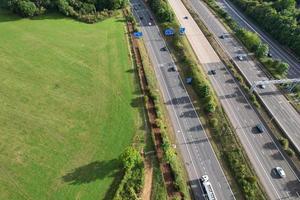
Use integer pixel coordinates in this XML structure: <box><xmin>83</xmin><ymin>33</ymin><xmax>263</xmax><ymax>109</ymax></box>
<box><xmin>130</xmin><ymin>0</ymin><xmax>235</xmax><ymax>199</ymax></box>
<box><xmin>167</xmin><ymin>0</ymin><xmax>300</xmax><ymax>199</ymax></box>
<box><xmin>216</xmin><ymin>0</ymin><xmax>300</xmax><ymax>78</ymax></box>
<box><xmin>186</xmin><ymin>0</ymin><xmax>300</xmax><ymax>157</ymax></box>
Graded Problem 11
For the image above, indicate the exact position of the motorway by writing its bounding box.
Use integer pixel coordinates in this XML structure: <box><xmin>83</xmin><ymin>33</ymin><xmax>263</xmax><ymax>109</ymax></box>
<box><xmin>185</xmin><ymin>0</ymin><xmax>300</xmax><ymax>157</ymax></box>
<box><xmin>130</xmin><ymin>0</ymin><xmax>235</xmax><ymax>199</ymax></box>
<box><xmin>216</xmin><ymin>0</ymin><xmax>300</xmax><ymax>78</ymax></box>
<box><xmin>167</xmin><ymin>0</ymin><xmax>300</xmax><ymax>199</ymax></box>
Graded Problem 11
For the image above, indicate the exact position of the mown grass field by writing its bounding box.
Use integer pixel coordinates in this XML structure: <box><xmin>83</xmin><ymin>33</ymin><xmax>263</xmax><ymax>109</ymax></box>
<box><xmin>0</xmin><ymin>10</ymin><xmax>145</xmax><ymax>200</ymax></box>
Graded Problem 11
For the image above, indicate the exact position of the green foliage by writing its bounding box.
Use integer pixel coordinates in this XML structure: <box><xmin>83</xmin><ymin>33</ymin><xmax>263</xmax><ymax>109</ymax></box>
<box><xmin>6</xmin><ymin>0</ymin><xmax>127</xmax><ymax>22</ymax></box>
<box><xmin>209</xmin><ymin>117</ymin><xmax>218</xmax><ymax>129</ymax></box>
<box><xmin>229</xmin><ymin>0</ymin><xmax>300</xmax><ymax>60</ymax></box>
<box><xmin>256</xmin><ymin>43</ymin><xmax>269</xmax><ymax>58</ymax></box>
<box><xmin>226</xmin><ymin>149</ymin><xmax>260</xmax><ymax>199</ymax></box>
<box><xmin>120</xmin><ymin>147</ymin><xmax>143</xmax><ymax>170</ymax></box>
<box><xmin>236</xmin><ymin>28</ymin><xmax>261</xmax><ymax>52</ymax></box>
<box><xmin>8</xmin><ymin>0</ymin><xmax>39</xmax><ymax>16</ymax></box>
<box><xmin>114</xmin><ymin>147</ymin><xmax>144</xmax><ymax>200</ymax></box>
<box><xmin>260</xmin><ymin>58</ymin><xmax>289</xmax><ymax>77</ymax></box>
<box><xmin>278</xmin><ymin>137</ymin><xmax>289</xmax><ymax>149</ymax></box>
<box><xmin>148</xmin><ymin>0</ymin><xmax>174</xmax><ymax>23</ymax></box>
<box><xmin>285</xmin><ymin>148</ymin><xmax>295</xmax><ymax>157</ymax></box>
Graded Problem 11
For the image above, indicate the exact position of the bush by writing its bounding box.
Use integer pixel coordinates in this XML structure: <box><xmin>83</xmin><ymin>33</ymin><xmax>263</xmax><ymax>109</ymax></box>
<box><xmin>114</xmin><ymin>147</ymin><xmax>144</xmax><ymax>200</ymax></box>
<box><xmin>278</xmin><ymin>137</ymin><xmax>289</xmax><ymax>150</ymax></box>
<box><xmin>7</xmin><ymin>0</ymin><xmax>126</xmax><ymax>22</ymax></box>
<box><xmin>209</xmin><ymin>117</ymin><xmax>218</xmax><ymax>129</ymax></box>
<box><xmin>148</xmin><ymin>0</ymin><xmax>174</xmax><ymax>23</ymax></box>
<box><xmin>285</xmin><ymin>148</ymin><xmax>295</xmax><ymax>157</ymax></box>
<box><xmin>9</xmin><ymin>0</ymin><xmax>38</xmax><ymax>17</ymax></box>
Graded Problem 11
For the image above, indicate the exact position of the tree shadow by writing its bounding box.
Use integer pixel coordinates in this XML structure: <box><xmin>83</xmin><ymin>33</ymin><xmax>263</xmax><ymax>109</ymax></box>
<box><xmin>0</xmin><ymin>9</ymin><xmax>21</xmax><ymax>22</ymax></box>
<box><xmin>62</xmin><ymin>159</ymin><xmax>120</xmax><ymax>185</ymax></box>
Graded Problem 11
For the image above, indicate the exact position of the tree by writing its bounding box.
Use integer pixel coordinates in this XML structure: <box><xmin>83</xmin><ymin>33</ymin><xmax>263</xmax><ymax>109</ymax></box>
<box><xmin>17</xmin><ymin>0</ymin><xmax>38</xmax><ymax>16</ymax></box>
<box><xmin>120</xmin><ymin>147</ymin><xmax>142</xmax><ymax>170</ymax></box>
<box><xmin>273</xmin><ymin>0</ymin><xmax>296</xmax><ymax>12</ymax></box>
<box><xmin>276</xmin><ymin>61</ymin><xmax>289</xmax><ymax>75</ymax></box>
<box><xmin>255</xmin><ymin>43</ymin><xmax>269</xmax><ymax>58</ymax></box>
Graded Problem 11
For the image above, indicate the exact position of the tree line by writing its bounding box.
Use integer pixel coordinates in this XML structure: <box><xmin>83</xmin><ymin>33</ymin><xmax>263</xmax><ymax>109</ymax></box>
<box><xmin>229</xmin><ymin>0</ymin><xmax>300</xmax><ymax>59</ymax></box>
<box><xmin>1</xmin><ymin>0</ymin><xmax>128</xmax><ymax>22</ymax></box>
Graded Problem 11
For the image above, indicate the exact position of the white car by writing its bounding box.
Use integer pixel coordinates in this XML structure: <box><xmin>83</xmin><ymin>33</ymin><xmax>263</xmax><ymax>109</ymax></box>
<box><xmin>237</xmin><ymin>55</ymin><xmax>244</xmax><ymax>61</ymax></box>
<box><xmin>275</xmin><ymin>167</ymin><xmax>286</xmax><ymax>178</ymax></box>
<box><xmin>200</xmin><ymin>175</ymin><xmax>209</xmax><ymax>182</ymax></box>
<box><xmin>259</xmin><ymin>84</ymin><xmax>266</xmax><ymax>89</ymax></box>
<box><xmin>148</xmin><ymin>22</ymin><xmax>152</xmax><ymax>26</ymax></box>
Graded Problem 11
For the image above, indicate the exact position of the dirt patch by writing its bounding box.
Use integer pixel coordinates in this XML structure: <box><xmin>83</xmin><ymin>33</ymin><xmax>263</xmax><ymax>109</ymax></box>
<box><xmin>141</xmin><ymin>156</ymin><xmax>153</xmax><ymax>200</ymax></box>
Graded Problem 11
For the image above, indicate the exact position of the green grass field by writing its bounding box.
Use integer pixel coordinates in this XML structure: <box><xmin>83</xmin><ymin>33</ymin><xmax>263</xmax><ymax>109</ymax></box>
<box><xmin>0</xmin><ymin>10</ymin><xmax>145</xmax><ymax>200</ymax></box>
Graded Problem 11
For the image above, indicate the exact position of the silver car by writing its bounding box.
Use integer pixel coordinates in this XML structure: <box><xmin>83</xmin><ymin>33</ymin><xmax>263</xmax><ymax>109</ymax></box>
<box><xmin>275</xmin><ymin>167</ymin><xmax>286</xmax><ymax>178</ymax></box>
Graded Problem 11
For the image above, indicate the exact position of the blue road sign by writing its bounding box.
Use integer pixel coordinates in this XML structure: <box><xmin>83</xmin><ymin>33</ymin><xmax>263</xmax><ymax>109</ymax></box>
<box><xmin>186</xmin><ymin>77</ymin><xmax>193</xmax><ymax>84</ymax></box>
<box><xmin>179</xmin><ymin>27</ymin><xmax>186</xmax><ymax>35</ymax></box>
<box><xmin>164</xmin><ymin>28</ymin><xmax>174</xmax><ymax>36</ymax></box>
<box><xmin>133</xmin><ymin>32</ymin><xmax>143</xmax><ymax>38</ymax></box>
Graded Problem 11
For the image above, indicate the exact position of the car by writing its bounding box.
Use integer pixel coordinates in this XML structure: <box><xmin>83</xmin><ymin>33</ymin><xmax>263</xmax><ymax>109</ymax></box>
<box><xmin>210</xmin><ymin>69</ymin><xmax>216</xmax><ymax>75</ymax></box>
<box><xmin>148</xmin><ymin>22</ymin><xmax>152</xmax><ymax>26</ymax></box>
<box><xmin>169</xmin><ymin>66</ymin><xmax>177</xmax><ymax>72</ymax></box>
<box><xmin>150</xmin><ymin>17</ymin><xmax>153</xmax><ymax>21</ymax></box>
<box><xmin>160</xmin><ymin>47</ymin><xmax>167</xmax><ymax>51</ymax></box>
<box><xmin>200</xmin><ymin>175</ymin><xmax>209</xmax><ymax>182</ymax></box>
<box><xmin>220</xmin><ymin>35</ymin><xmax>225</xmax><ymax>39</ymax></box>
<box><xmin>255</xmin><ymin>124</ymin><xmax>264</xmax><ymax>133</ymax></box>
<box><xmin>138</xmin><ymin>3</ymin><xmax>141</xmax><ymax>6</ymax></box>
<box><xmin>267</xmin><ymin>52</ymin><xmax>273</xmax><ymax>58</ymax></box>
<box><xmin>259</xmin><ymin>84</ymin><xmax>266</xmax><ymax>89</ymax></box>
<box><xmin>275</xmin><ymin>167</ymin><xmax>286</xmax><ymax>178</ymax></box>
<box><xmin>184</xmin><ymin>16</ymin><xmax>188</xmax><ymax>19</ymax></box>
<box><xmin>139</xmin><ymin>16</ymin><xmax>143</xmax><ymax>20</ymax></box>
<box><xmin>237</xmin><ymin>55</ymin><xmax>244</xmax><ymax>61</ymax></box>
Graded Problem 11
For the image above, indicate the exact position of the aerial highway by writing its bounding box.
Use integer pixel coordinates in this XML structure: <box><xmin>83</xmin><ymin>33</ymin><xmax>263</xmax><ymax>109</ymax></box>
<box><xmin>167</xmin><ymin>0</ymin><xmax>300</xmax><ymax>199</ymax></box>
<box><xmin>130</xmin><ymin>0</ymin><xmax>235</xmax><ymax>199</ymax></box>
<box><xmin>216</xmin><ymin>0</ymin><xmax>300</xmax><ymax>78</ymax></box>
<box><xmin>186</xmin><ymin>0</ymin><xmax>300</xmax><ymax>168</ymax></box>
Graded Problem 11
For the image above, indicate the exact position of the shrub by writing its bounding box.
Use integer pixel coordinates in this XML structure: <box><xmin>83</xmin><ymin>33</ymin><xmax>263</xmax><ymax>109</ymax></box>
<box><xmin>114</xmin><ymin>147</ymin><xmax>144</xmax><ymax>200</ymax></box>
<box><xmin>278</xmin><ymin>137</ymin><xmax>289</xmax><ymax>150</ymax></box>
<box><xmin>285</xmin><ymin>148</ymin><xmax>295</xmax><ymax>157</ymax></box>
<box><xmin>209</xmin><ymin>117</ymin><xmax>218</xmax><ymax>129</ymax></box>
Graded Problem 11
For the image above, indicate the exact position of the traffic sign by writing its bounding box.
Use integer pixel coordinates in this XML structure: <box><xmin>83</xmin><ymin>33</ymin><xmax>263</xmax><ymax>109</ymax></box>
<box><xmin>133</xmin><ymin>32</ymin><xmax>143</xmax><ymax>38</ymax></box>
<box><xmin>164</xmin><ymin>28</ymin><xmax>174</xmax><ymax>36</ymax></box>
<box><xmin>179</xmin><ymin>27</ymin><xmax>186</xmax><ymax>35</ymax></box>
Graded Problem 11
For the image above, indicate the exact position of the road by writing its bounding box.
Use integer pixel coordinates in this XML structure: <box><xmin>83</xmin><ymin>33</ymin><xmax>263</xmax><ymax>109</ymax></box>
<box><xmin>130</xmin><ymin>0</ymin><xmax>235</xmax><ymax>199</ymax></box>
<box><xmin>186</xmin><ymin>0</ymin><xmax>300</xmax><ymax>157</ymax></box>
<box><xmin>216</xmin><ymin>0</ymin><xmax>300</xmax><ymax>78</ymax></box>
<box><xmin>167</xmin><ymin>0</ymin><xmax>300</xmax><ymax>199</ymax></box>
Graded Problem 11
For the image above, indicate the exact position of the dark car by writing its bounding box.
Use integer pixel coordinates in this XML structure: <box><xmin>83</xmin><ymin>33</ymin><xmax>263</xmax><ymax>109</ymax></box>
<box><xmin>267</xmin><ymin>52</ymin><xmax>273</xmax><ymax>58</ymax></box>
<box><xmin>184</xmin><ymin>16</ymin><xmax>188</xmax><ymax>19</ymax></box>
<box><xmin>210</xmin><ymin>69</ymin><xmax>216</xmax><ymax>75</ymax></box>
<box><xmin>160</xmin><ymin>47</ymin><xmax>167</xmax><ymax>51</ymax></box>
<box><xmin>150</xmin><ymin>17</ymin><xmax>153</xmax><ymax>21</ymax></box>
<box><xmin>169</xmin><ymin>66</ymin><xmax>177</xmax><ymax>72</ymax></box>
<box><xmin>256</xmin><ymin>124</ymin><xmax>264</xmax><ymax>133</ymax></box>
<box><xmin>139</xmin><ymin>16</ymin><xmax>143</xmax><ymax>20</ymax></box>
